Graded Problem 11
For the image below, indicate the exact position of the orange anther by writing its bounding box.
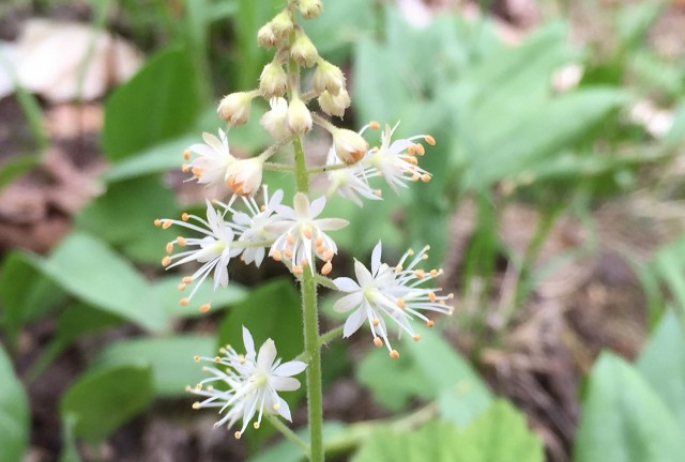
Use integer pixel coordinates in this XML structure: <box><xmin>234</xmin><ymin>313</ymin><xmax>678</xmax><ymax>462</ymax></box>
<box><xmin>373</xmin><ymin>337</ymin><xmax>383</xmax><ymax>348</ymax></box>
<box><xmin>321</xmin><ymin>261</ymin><xmax>332</xmax><ymax>275</ymax></box>
<box><xmin>389</xmin><ymin>350</ymin><xmax>400</xmax><ymax>360</ymax></box>
<box><xmin>424</xmin><ymin>135</ymin><xmax>436</xmax><ymax>145</ymax></box>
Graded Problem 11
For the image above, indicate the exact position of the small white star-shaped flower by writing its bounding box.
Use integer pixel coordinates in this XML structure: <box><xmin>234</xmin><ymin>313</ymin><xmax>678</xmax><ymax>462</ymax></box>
<box><xmin>188</xmin><ymin>327</ymin><xmax>306</xmax><ymax>438</ymax></box>
<box><xmin>268</xmin><ymin>193</ymin><xmax>348</xmax><ymax>275</ymax></box>
<box><xmin>333</xmin><ymin>241</ymin><xmax>453</xmax><ymax>358</ymax></box>
<box><xmin>183</xmin><ymin>129</ymin><xmax>237</xmax><ymax>188</ymax></box>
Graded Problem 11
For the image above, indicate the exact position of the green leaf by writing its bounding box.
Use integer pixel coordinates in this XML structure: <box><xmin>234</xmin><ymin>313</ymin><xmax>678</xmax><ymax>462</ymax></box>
<box><xmin>0</xmin><ymin>345</ymin><xmax>29</xmax><ymax>462</ymax></box>
<box><xmin>637</xmin><ymin>310</ymin><xmax>685</xmax><ymax>432</ymax></box>
<box><xmin>76</xmin><ymin>175</ymin><xmax>178</xmax><ymax>263</ymax></box>
<box><xmin>245</xmin><ymin>422</ymin><xmax>349</xmax><ymax>462</ymax></box>
<box><xmin>0</xmin><ymin>251</ymin><xmax>66</xmax><ymax>337</ymax></box>
<box><xmin>92</xmin><ymin>336</ymin><xmax>216</xmax><ymax>397</ymax></box>
<box><xmin>61</xmin><ymin>365</ymin><xmax>154</xmax><ymax>443</ymax></box>
<box><xmin>353</xmin><ymin>401</ymin><xmax>543</xmax><ymax>462</ymax></box>
<box><xmin>103</xmin><ymin>47</ymin><xmax>201</xmax><ymax>160</ymax></box>
<box><xmin>574</xmin><ymin>352</ymin><xmax>685</xmax><ymax>462</ymax></box>
<box><xmin>218</xmin><ymin>278</ymin><xmax>304</xmax><ymax>361</ymax></box>
<box><xmin>234</xmin><ymin>0</ymin><xmax>282</xmax><ymax>90</ymax></box>
<box><xmin>406</xmin><ymin>326</ymin><xmax>492</xmax><ymax>427</ymax></box>
<box><xmin>356</xmin><ymin>347</ymin><xmax>433</xmax><ymax>412</ymax></box>
<box><xmin>647</xmin><ymin>235</ymin><xmax>685</xmax><ymax>320</ymax></box>
<box><xmin>34</xmin><ymin>232</ymin><xmax>168</xmax><ymax>332</ymax></box>
<box><xmin>462</xmin><ymin>400</ymin><xmax>544</xmax><ymax>462</ymax></box>
<box><xmin>151</xmin><ymin>275</ymin><xmax>248</xmax><ymax>318</ymax></box>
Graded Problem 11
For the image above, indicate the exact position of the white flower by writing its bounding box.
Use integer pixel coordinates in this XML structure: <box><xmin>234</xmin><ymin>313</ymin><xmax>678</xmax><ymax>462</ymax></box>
<box><xmin>215</xmin><ymin>188</ymin><xmax>284</xmax><ymax>267</ymax></box>
<box><xmin>333</xmin><ymin>241</ymin><xmax>453</xmax><ymax>358</ymax></box>
<box><xmin>324</xmin><ymin>143</ymin><xmax>380</xmax><ymax>207</ymax></box>
<box><xmin>318</xmin><ymin>88</ymin><xmax>350</xmax><ymax>118</ymax></box>
<box><xmin>287</xmin><ymin>97</ymin><xmax>312</xmax><ymax>135</ymax></box>
<box><xmin>156</xmin><ymin>200</ymin><xmax>242</xmax><ymax>312</ymax></box>
<box><xmin>188</xmin><ymin>327</ymin><xmax>306</xmax><ymax>438</ymax></box>
<box><xmin>259</xmin><ymin>62</ymin><xmax>288</xmax><ymax>98</ymax></box>
<box><xmin>363</xmin><ymin>122</ymin><xmax>435</xmax><ymax>192</ymax></box>
<box><xmin>313</xmin><ymin>60</ymin><xmax>345</xmax><ymax>96</ymax></box>
<box><xmin>268</xmin><ymin>193</ymin><xmax>348</xmax><ymax>275</ymax></box>
<box><xmin>225</xmin><ymin>156</ymin><xmax>265</xmax><ymax>197</ymax></box>
<box><xmin>332</xmin><ymin>128</ymin><xmax>368</xmax><ymax>165</ymax></box>
<box><xmin>183</xmin><ymin>129</ymin><xmax>236</xmax><ymax>188</ymax></box>
<box><xmin>217</xmin><ymin>91</ymin><xmax>254</xmax><ymax>126</ymax></box>
<box><xmin>260</xmin><ymin>97</ymin><xmax>290</xmax><ymax>140</ymax></box>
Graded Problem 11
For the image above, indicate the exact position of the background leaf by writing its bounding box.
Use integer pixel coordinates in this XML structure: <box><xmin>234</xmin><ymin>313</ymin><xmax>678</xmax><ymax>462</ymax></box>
<box><xmin>0</xmin><ymin>345</ymin><xmax>29</xmax><ymax>462</ymax></box>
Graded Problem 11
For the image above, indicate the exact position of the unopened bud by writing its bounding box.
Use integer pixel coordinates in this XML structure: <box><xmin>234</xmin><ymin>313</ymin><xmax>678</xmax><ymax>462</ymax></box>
<box><xmin>298</xmin><ymin>0</ymin><xmax>322</xmax><ymax>19</ymax></box>
<box><xmin>217</xmin><ymin>92</ymin><xmax>254</xmax><ymax>126</ymax></box>
<box><xmin>313</xmin><ymin>60</ymin><xmax>345</xmax><ymax>96</ymax></box>
<box><xmin>259</xmin><ymin>62</ymin><xmax>288</xmax><ymax>98</ymax></box>
<box><xmin>287</xmin><ymin>97</ymin><xmax>312</xmax><ymax>134</ymax></box>
<box><xmin>290</xmin><ymin>28</ymin><xmax>319</xmax><ymax>67</ymax></box>
<box><xmin>257</xmin><ymin>23</ymin><xmax>276</xmax><ymax>47</ymax></box>
<box><xmin>333</xmin><ymin>128</ymin><xmax>368</xmax><ymax>165</ymax></box>
<box><xmin>318</xmin><ymin>88</ymin><xmax>350</xmax><ymax>118</ymax></box>
<box><xmin>225</xmin><ymin>156</ymin><xmax>264</xmax><ymax>196</ymax></box>
<box><xmin>260</xmin><ymin>97</ymin><xmax>290</xmax><ymax>140</ymax></box>
<box><xmin>271</xmin><ymin>11</ymin><xmax>294</xmax><ymax>39</ymax></box>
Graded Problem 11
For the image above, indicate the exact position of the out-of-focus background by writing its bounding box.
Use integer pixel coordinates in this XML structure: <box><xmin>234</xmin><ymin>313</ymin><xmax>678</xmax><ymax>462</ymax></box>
<box><xmin>1</xmin><ymin>0</ymin><xmax>685</xmax><ymax>461</ymax></box>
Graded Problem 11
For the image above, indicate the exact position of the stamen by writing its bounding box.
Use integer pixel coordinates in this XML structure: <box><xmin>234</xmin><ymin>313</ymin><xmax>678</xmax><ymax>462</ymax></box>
<box><xmin>412</xmin><ymin>335</ymin><xmax>421</xmax><ymax>342</ymax></box>
<box><xmin>414</xmin><ymin>269</ymin><xmax>425</xmax><ymax>278</ymax></box>
<box><xmin>373</xmin><ymin>337</ymin><xmax>383</xmax><ymax>348</ymax></box>
<box><xmin>369</xmin><ymin>120</ymin><xmax>380</xmax><ymax>129</ymax></box>
<box><xmin>162</xmin><ymin>220</ymin><xmax>172</xmax><ymax>230</ymax></box>
<box><xmin>428</xmin><ymin>292</ymin><xmax>437</xmax><ymax>302</ymax></box>
<box><xmin>323</xmin><ymin>250</ymin><xmax>334</xmax><ymax>261</ymax></box>
<box><xmin>407</xmin><ymin>145</ymin><xmax>416</xmax><ymax>156</ymax></box>
<box><xmin>293</xmin><ymin>265</ymin><xmax>303</xmax><ymax>275</ymax></box>
<box><xmin>182</xmin><ymin>276</ymin><xmax>193</xmax><ymax>283</ymax></box>
<box><xmin>181</xmin><ymin>213</ymin><xmax>189</xmax><ymax>221</ymax></box>
<box><xmin>181</xmin><ymin>164</ymin><xmax>190</xmax><ymax>173</ymax></box>
<box><xmin>178</xmin><ymin>283</ymin><xmax>187</xmax><ymax>291</ymax></box>
<box><xmin>389</xmin><ymin>350</ymin><xmax>400</xmax><ymax>360</ymax></box>
<box><xmin>415</xmin><ymin>144</ymin><xmax>425</xmax><ymax>155</ymax></box>
<box><xmin>271</xmin><ymin>250</ymin><xmax>283</xmax><ymax>261</ymax></box>
<box><xmin>193</xmin><ymin>355</ymin><xmax>200</xmax><ymax>362</ymax></box>
<box><xmin>315</xmin><ymin>237</ymin><xmax>323</xmax><ymax>247</ymax></box>
<box><xmin>199</xmin><ymin>304</ymin><xmax>211</xmax><ymax>313</ymax></box>
<box><xmin>177</xmin><ymin>236</ymin><xmax>187</xmax><ymax>246</ymax></box>
<box><xmin>154</xmin><ymin>219</ymin><xmax>162</xmax><ymax>227</ymax></box>
<box><xmin>426</xmin><ymin>320</ymin><xmax>435</xmax><ymax>328</ymax></box>
<box><xmin>372</xmin><ymin>318</ymin><xmax>380</xmax><ymax>326</ymax></box>
<box><xmin>301</xmin><ymin>258</ymin><xmax>309</xmax><ymax>267</ymax></box>
<box><xmin>180</xmin><ymin>298</ymin><xmax>189</xmax><ymax>306</ymax></box>
<box><xmin>396</xmin><ymin>299</ymin><xmax>406</xmax><ymax>309</ymax></box>
<box><xmin>284</xmin><ymin>249</ymin><xmax>293</xmax><ymax>258</ymax></box>
<box><xmin>234</xmin><ymin>431</ymin><xmax>242</xmax><ymax>440</ymax></box>
<box><xmin>253</xmin><ymin>422</ymin><xmax>260</xmax><ymax>429</ymax></box>
<box><xmin>321</xmin><ymin>261</ymin><xmax>332</xmax><ymax>275</ymax></box>
<box><xmin>183</xmin><ymin>149</ymin><xmax>191</xmax><ymax>160</ymax></box>
<box><xmin>273</xmin><ymin>403</ymin><xmax>281</xmax><ymax>411</ymax></box>
<box><xmin>430</xmin><ymin>269</ymin><xmax>438</xmax><ymax>277</ymax></box>
<box><xmin>192</xmin><ymin>402</ymin><xmax>200</xmax><ymax>409</ymax></box>
<box><xmin>424</xmin><ymin>135</ymin><xmax>436</xmax><ymax>145</ymax></box>
<box><xmin>421</xmin><ymin>174</ymin><xmax>430</xmax><ymax>182</ymax></box>
<box><xmin>302</xmin><ymin>226</ymin><xmax>313</xmax><ymax>239</ymax></box>
<box><xmin>161</xmin><ymin>256</ymin><xmax>172</xmax><ymax>267</ymax></box>
<box><xmin>166</xmin><ymin>242</ymin><xmax>174</xmax><ymax>254</ymax></box>
<box><xmin>287</xmin><ymin>234</ymin><xmax>295</xmax><ymax>245</ymax></box>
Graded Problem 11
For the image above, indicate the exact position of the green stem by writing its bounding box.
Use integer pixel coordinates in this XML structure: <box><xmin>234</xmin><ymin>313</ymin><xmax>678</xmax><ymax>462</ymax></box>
<box><xmin>266</xmin><ymin>413</ymin><xmax>311</xmax><ymax>457</ymax></box>
<box><xmin>263</xmin><ymin>162</ymin><xmax>294</xmax><ymax>172</ymax></box>
<box><xmin>306</xmin><ymin>164</ymin><xmax>349</xmax><ymax>175</ymax></box>
<box><xmin>293</xmin><ymin>135</ymin><xmax>325</xmax><ymax>462</ymax></box>
<box><xmin>319</xmin><ymin>325</ymin><xmax>344</xmax><ymax>348</ymax></box>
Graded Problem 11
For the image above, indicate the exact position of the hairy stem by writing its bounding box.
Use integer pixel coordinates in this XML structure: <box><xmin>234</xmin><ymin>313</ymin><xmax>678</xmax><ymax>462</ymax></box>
<box><xmin>266</xmin><ymin>413</ymin><xmax>311</xmax><ymax>457</ymax></box>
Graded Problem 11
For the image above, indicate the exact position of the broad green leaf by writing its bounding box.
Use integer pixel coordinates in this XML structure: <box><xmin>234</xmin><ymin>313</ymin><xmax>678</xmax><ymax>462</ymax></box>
<box><xmin>218</xmin><ymin>278</ymin><xmax>303</xmax><ymax>362</ymax></box>
<box><xmin>34</xmin><ymin>232</ymin><xmax>168</xmax><ymax>332</ymax></box>
<box><xmin>463</xmin><ymin>400</ymin><xmax>544</xmax><ymax>462</ymax></box>
<box><xmin>406</xmin><ymin>326</ymin><xmax>492</xmax><ymax>427</ymax></box>
<box><xmin>0</xmin><ymin>251</ymin><xmax>66</xmax><ymax>337</ymax></box>
<box><xmin>103</xmin><ymin>47</ymin><xmax>201</xmax><ymax>160</ymax></box>
<box><xmin>574</xmin><ymin>352</ymin><xmax>685</xmax><ymax>462</ymax></box>
<box><xmin>0</xmin><ymin>345</ymin><xmax>29</xmax><ymax>462</ymax></box>
<box><xmin>648</xmin><ymin>235</ymin><xmax>685</xmax><ymax>320</ymax></box>
<box><xmin>61</xmin><ymin>365</ymin><xmax>154</xmax><ymax>443</ymax></box>
<box><xmin>353</xmin><ymin>402</ymin><xmax>542</xmax><ymax>462</ymax></box>
<box><xmin>616</xmin><ymin>2</ymin><xmax>663</xmax><ymax>49</ymax></box>
<box><xmin>356</xmin><ymin>347</ymin><xmax>433</xmax><ymax>412</ymax></box>
<box><xmin>637</xmin><ymin>310</ymin><xmax>685</xmax><ymax>432</ymax></box>
<box><xmin>92</xmin><ymin>336</ymin><xmax>215</xmax><ymax>397</ymax></box>
<box><xmin>76</xmin><ymin>175</ymin><xmax>178</xmax><ymax>263</ymax></box>
<box><xmin>152</xmin><ymin>275</ymin><xmax>248</xmax><ymax>318</ymax></box>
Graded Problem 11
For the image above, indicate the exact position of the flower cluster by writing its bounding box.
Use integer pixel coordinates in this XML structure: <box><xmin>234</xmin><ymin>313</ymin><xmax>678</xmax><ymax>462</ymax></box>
<box><xmin>188</xmin><ymin>327</ymin><xmax>306</xmax><ymax>438</ymax></box>
<box><xmin>333</xmin><ymin>242</ymin><xmax>454</xmax><ymax>358</ymax></box>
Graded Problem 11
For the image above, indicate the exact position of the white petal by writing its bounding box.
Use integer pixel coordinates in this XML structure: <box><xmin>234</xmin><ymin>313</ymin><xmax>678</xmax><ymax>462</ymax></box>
<box><xmin>257</xmin><ymin>339</ymin><xmax>277</xmax><ymax>370</ymax></box>
<box><xmin>354</xmin><ymin>260</ymin><xmax>374</xmax><ymax>288</ymax></box>
<box><xmin>333</xmin><ymin>277</ymin><xmax>360</xmax><ymax>292</ymax></box>
<box><xmin>371</xmin><ymin>241</ymin><xmax>383</xmax><ymax>275</ymax></box>
<box><xmin>242</xmin><ymin>326</ymin><xmax>256</xmax><ymax>359</ymax></box>
<box><xmin>273</xmin><ymin>360</ymin><xmax>307</xmax><ymax>377</ymax></box>
<box><xmin>293</xmin><ymin>192</ymin><xmax>310</xmax><ymax>218</ymax></box>
<box><xmin>269</xmin><ymin>189</ymin><xmax>284</xmax><ymax>209</ymax></box>
<box><xmin>271</xmin><ymin>376</ymin><xmax>301</xmax><ymax>391</ymax></box>
<box><xmin>316</xmin><ymin>218</ymin><xmax>348</xmax><ymax>231</ymax></box>
<box><xmin>309</xmin><ymin>196</ymin><xmax>326</xmax><ymax>218</ymax></box>
<box><xmin>276</xmin><ymin>396</ymin><xmax>292</xmax><ymax>421</ymax></box>
<box><xmin>343</xmin><ymin>308</ymin><xmax>367</xmax><ymax>338</ymax></box>
<box><xmin>333</xmin><ymin>291</ymin><xmax>363</xmax><ymax>313</ymax></box>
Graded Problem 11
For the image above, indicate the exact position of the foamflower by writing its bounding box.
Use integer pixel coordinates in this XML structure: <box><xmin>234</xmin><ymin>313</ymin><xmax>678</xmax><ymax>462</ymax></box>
<box><xmin>260</xmin><ymin>97</ymin><xmax>290</xmax><ymax>140</ymax></box>
<box><xmin>225</xmin><ymin>156</ymin><xmax>265</xmax><ymax>197</ymax></box>
<box><xmin>156</xmin><ymin>201</ymin><xmax>243</xmax><ymax>312</ymax></box>
<box><xmin>216</xmin><ymin>188</ymin><xmax>284</xmax><ymax>267</ymax></box>
<box><xmin>363</xmin><ymin>122</ymin><xmax>435</xmax><ymax>192</ymax></box>
<box><xmin>188</xmin><ymin>327</ymin><xmax>306</xmax><ymax>438</ymax></box>
<box><xmin>183</xmin><ymin>129</ymin><xmax>236</xmax><ymax>188</ymax></box>
<box><xmin>333</xmin><ymin>241</ymin><xmax>453</xmax><ymax>358</ymax></box>
<box><xmin>268</xmin><ymin>193</ymin><xmax>348</xmax><ymax>275</ymax></box>
<box><xmin>324</xmin><ymin>143</ymin><xmax>380</xmax><ymax>207</ymax></box>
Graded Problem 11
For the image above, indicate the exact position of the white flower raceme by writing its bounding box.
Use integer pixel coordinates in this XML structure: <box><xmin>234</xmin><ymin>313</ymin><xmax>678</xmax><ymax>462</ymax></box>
<box><xmin>156</xmin><ymin>200</ymin><xmax>243</xmax><ymax>312</ymax></box>
<box><xmin>333</xmin><ymin>241</ymin><xmax>453</xmax><ymax>358</ymax></box>
<box><xmin>188</xmin><ymin>327</ymin><xmax>306</xmax><ymax>439</ymax></box>
<box><xmin>260</xmin><ymin>97</ymin><xmax>290</xmax><ymax>140</ymax></box>
<box><xmin>215</xmin><ymin>188</ymin><xmax>284</xmax><ymax>267</ymax></box>
<box><xmin>268</xmin><ymin>193</ymin><xmax>348</xmax><ymax>275</ymax></box>
<box><xmin>324</xmin><ymin>142</ymin><xmax>380</xmax><ymax>207</ymax></box>
<box><xmin>363</xmin><ymin>122</ymin><xmax>435</xmax><ymax>192</ymax></box>
<box><xmin>183</xmin><ymin>129</ymin><xmax>236</xmax><ymax>188</ymax></box>
<box><xmin>225</xmin><ymin>156</ymin><xmax>265</xmax><ymax>197</ymax></box>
